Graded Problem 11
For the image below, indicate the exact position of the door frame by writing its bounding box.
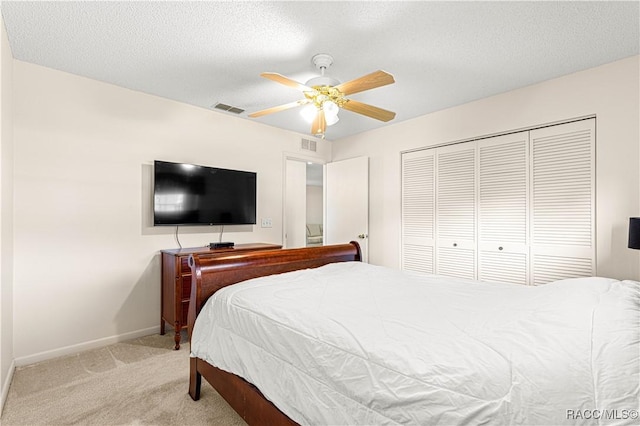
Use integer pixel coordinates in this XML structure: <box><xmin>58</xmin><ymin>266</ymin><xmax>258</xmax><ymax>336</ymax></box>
<box><xmin>282</xmin><ymin>153</ymin><xmax>326</xmax><ymax>248</ymax></box>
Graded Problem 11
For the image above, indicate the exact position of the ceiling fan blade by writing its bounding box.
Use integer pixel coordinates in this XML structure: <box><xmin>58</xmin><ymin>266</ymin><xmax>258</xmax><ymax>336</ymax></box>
<box><xmin>261</xmin><ymin>72</ymin><xmax>314</xmax><ymax>92</ymax></box>
<box><xmin>341</xmin><ymin>99</ymin><xmax>396</xmax><ymax>122</ymax></box>
<box><xmin>335</xmin><ymin>70</ymin><xmax>395</xmax><ymax>96</ymax></box>
<box><xmin>311</xmin><ymin>109</ymin><xmax>326</xmax><ymax>136</ymax></box>
<box><xmin>248</xmin><ymin>100</ymin><xmax>308</xmax><ymax>118</ymax></box>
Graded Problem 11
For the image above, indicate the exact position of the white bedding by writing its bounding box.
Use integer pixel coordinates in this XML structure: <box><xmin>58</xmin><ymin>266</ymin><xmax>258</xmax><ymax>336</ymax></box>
<box><xmin>190</xmin><ymin>262</ymin><xmax>640</xmax><ymax>425</ymax></box>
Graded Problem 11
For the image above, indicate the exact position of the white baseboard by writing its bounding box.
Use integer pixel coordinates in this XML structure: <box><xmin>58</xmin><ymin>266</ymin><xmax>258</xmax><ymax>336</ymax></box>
<box><xmin>13</xmin><ymin>326</ymin><xmax>161</xmax><ymax>367</ymax></box>
<box><xmin>0</xmin><ymin>358</ymin><xmax>15</xmax><ymax>417</ymax></box>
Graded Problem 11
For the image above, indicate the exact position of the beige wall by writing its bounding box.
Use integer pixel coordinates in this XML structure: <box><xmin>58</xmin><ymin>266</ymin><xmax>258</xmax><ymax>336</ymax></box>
<box><xmin>12</xmin><ymin>60</ymin><xmax>330</xmax><ymax>363</ymax></box>
<box><xmin>6</xmin><ymin>50</ymin><xmax>640</xmax><ymax>365</ymax></box>
<box><xmin>306</xmin><ymin>185</ymin><xmax>323</xmax><ymax>225</ymax></box>
<box><xmin>0</xmin><ymin>16</ymin><xmax>14</xmax><ymax>411</ymax></box>
<box><xmin>333</xmin><ymin>55</ymin><xmax>640</xmax><ymax>281</ymax></box>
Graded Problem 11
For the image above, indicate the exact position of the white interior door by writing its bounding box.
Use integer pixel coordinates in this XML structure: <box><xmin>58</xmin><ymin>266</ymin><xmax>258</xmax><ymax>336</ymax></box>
<box><xmin>477</xmin><ymin>132</ymin><xmax>529</xmax><ymax>285</ymax></box>
<box><xmin>529</xmin><ymin>119</ymin><xmax>595</xmax><ymax>284</ymax></box>
<box><xmin>435</xmin><ymin>143</ymin><xmax>477</xmax><ymax>279</ymax></box>
<box><xmin>325</xmin><ymin>157</ymin><xmax>369</xmax><ymax>262</ymax></box>
<box><xmin>402</xmin><ymin>149</ymin><xmax>436</xmax><ymax>274</ymax></box>
<box><xmin>285</xmin><ymin>159</ymin><xmax>307</xmax><ymax>248</ymax></box>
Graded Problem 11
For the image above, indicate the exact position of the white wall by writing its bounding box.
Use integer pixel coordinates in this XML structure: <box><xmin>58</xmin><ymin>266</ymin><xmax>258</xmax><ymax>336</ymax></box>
<box><xmin>306</xmin><ymin>185</ymin><xmax>323</xmax><ymax>225</ymax></box>
<box><xmin>0</xmin><ymin>16</ymin><xmax>14</xmax><ymax>412</ymax></box>
<box><xmin>333</xmin><ymin>55</ymin><xmax>640</xmax><ymax>281</ymax></box>
<box><xmin>12</xmin><ymin>60</ymin><xmax>331</xmax><ymax>363</ymax></box>
<box><xmin>7</xmin><ymin>52</ymin><xmax>640</xmax><ymax>365</ymax></box>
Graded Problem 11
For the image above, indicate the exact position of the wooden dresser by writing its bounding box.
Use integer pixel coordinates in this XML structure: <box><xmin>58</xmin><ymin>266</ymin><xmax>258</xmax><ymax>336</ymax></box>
<box><xmin>161</xmin><ymin>243</ymin><xmax>282</xmax><ymax>349</ymax></box>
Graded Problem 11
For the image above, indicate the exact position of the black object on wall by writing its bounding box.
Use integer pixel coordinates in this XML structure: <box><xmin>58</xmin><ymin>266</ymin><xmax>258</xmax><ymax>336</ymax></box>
<box><xmin>153</xmin><ymin>160</ymin><xmax>257</xmax><ymax>226</ymax></box>
<box><xmin>628</xmin><ymin>217</ymin><xmax>640</xmax><ymax>249</ymax></box>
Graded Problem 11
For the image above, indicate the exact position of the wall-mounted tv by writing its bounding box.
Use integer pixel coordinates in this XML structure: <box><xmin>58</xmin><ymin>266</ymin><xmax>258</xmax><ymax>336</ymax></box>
<box><xmin>153</xmin><ymin>160</ymin><xmax>257</xmax><ymax>226</ymax></box>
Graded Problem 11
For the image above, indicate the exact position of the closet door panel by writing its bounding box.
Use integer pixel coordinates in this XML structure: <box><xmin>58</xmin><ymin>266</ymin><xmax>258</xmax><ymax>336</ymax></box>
<box><xmin>530</xmin><ymin>119</ymin><xmax>595</xmax><ymax>284</ymax></box>
<box><xmin>480</xmin><ymin>250</ymin><xmax>528</xmax><ymax>284</ymax></box>
<box><xmin>532</xmin><ymin>254</ymin><xmax>593</xmax><ymax>285</ymax></box>
<box><xmin>477</xmin><ymin>132</ymin><xmax>529</xmax><ymax>285</ymax></box>
<box><xmin>436</xmin><ymin>143</ymin><xmax>477</xmax><ymax>279</ymax></box>
<box><xmin>403</xmin><ymin>244</ymin><xmax>435</xmax><ymax>274</ymax></box>
<box><xmin>401</xmin><ymin>150</ymin><xmax>435</xmax><ymax>273</ymax></box>
<box><xmin>437</xmin><ymin>246</ymin><xmax>475</xmax><ymax>279</ymax></box>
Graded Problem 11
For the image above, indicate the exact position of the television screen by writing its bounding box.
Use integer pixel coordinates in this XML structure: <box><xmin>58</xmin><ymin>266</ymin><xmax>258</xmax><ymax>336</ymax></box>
<box><xmin>153</xmin><ymin>160</ymin><xmax>257</xmax><ymax>226</ymax></box>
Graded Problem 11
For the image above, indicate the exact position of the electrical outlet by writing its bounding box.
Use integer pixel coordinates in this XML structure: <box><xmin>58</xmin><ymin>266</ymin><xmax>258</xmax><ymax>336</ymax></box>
<box><xmin>261</xmin><ymin>218</ymin><xmax>273</xmax><ymax>228</ymax></box>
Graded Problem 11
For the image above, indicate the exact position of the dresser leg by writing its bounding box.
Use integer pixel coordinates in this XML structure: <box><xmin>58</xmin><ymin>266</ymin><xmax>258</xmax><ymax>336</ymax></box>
<box><xmin>174</xmin><ymin>322</ymin><xmax>181</xmax><ymax>350</ymax></box>
<box><xmin>160</xmin><ymin>319</ymin><xmax>165</xmax><ymax>335</ymax></box>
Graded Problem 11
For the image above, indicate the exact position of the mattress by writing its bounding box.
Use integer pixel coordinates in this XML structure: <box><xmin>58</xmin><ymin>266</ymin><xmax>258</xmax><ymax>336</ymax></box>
<box><xmin>190</xmin><ymin>262</ymin><xmax>640</xmax><ymax>425</ymax></box>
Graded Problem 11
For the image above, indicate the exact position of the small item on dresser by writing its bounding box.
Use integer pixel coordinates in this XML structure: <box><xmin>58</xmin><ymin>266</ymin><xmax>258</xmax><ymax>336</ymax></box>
<box><xmin>210</xmin><ymin>242</ymin><xmax>235</xmax><ymax>249</ymax></box>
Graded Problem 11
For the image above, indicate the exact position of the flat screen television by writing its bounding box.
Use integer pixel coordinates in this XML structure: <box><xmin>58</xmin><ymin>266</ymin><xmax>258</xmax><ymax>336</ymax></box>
<box><xmin>153</xmin><ymin>160</ymin><xmax>257</xmax><ymax>226</ymax></box>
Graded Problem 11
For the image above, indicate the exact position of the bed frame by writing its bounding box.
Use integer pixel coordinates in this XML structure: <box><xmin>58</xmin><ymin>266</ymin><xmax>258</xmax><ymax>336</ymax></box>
<box><xmin>187</xmin><ymin>242</ymin><xmax>362</xmax><ymax>425</ymax></box>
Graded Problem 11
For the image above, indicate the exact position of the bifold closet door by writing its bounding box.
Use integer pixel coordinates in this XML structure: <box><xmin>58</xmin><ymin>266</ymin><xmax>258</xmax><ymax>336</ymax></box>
<box><xmin>530</xmin><ymin>119</ymin><xmax>595</xmax><ymax>284</ymax></box>
<box><xmin>477</xmin><ymin>132</ymin><xmax>530</xmax><ymax>285</ymax></box>
<box><xmin>401</xmin><ymin>118</ymin><xmax>595</xmax><ymax>284</ymax></box>
<box><xmin>435</xmin><ymin>143</ymin><xmax>477</xmax><ymax>279</ymax></box>
<box><xmin>401</xmin><ymin>150</ymin><xmax>435</xmax><ymax>273</ymax></box>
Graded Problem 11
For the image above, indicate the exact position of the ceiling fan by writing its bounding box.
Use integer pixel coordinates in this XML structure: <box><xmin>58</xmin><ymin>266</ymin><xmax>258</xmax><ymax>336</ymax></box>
<box><xmin>249</xmin><ymin>54</ymin><xmax>396</xmax><ymax>138</ymax></box>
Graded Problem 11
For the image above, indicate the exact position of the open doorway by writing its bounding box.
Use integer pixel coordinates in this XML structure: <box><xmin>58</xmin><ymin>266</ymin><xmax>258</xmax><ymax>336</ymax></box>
<box><xmin>305</xmin><ymin>163</ymin><xmax>324</xmax><ymax>247</ymax></box>
<box><xmin>284</xmin><ymin>158</ymin><xmax>324</xmax><ymax>249</ymax></box>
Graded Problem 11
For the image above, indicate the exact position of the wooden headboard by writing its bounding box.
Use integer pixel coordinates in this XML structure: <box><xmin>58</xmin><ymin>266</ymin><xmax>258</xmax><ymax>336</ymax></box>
<box><xmin>187</xmin><ymin>241</ymin><xmax>362</xmax><ymax>338</ymax></box>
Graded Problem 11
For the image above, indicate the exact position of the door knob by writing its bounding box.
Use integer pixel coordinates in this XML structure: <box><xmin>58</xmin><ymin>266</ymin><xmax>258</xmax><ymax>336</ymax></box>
<box><xmin>358</xmin><ymin>234</ymin><xmax>368</xmax><ymax>239</ymax></box>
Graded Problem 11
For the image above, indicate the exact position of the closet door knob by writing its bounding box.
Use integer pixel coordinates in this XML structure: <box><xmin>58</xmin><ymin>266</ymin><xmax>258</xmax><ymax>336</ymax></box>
<box><xmin>453</xmin><ymin>243</ymin><xmax>457</xmax><ymax>247</ymax></box>
<box><xmin>498</xmin><ymin>246</ymin><xmax>503</xmax><ymax>251</ymax></box>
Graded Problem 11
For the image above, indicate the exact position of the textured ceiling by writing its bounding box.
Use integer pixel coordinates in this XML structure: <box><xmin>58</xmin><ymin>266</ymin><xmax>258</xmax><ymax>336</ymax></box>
<box><xmin>1</xmin><ymin>1</ymin><xmax>638</xmax><ymax>141</ymax></box>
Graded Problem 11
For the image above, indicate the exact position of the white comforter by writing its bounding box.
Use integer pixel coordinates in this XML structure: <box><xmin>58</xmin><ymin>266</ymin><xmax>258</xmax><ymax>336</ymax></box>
<box><xmin>190</xmin><ymin>262</ymin><xmax>640</xmax><ymax>425</ymax></box>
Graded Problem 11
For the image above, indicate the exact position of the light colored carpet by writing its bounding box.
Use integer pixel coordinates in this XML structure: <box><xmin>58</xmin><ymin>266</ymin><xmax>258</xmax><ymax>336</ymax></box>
<box><xmin>1</xmin><ymin>333</ymin><xmax>246</xmax><ymax>425</ymax></box>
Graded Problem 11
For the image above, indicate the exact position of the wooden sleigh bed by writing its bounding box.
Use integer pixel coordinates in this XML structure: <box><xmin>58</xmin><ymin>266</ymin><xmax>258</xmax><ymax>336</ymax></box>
<box><xmin>187</xmin><ymin>242</ymin><xmax>362</xmax><ymax>426</ymax></box>
<box><xmin>186</xmin><ymin>241</ymin><xmax>639</xmax><ymax>426</ymax></box>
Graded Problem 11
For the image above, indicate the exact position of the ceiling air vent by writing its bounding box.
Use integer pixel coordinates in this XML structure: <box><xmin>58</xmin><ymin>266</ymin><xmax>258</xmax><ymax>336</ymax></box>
<box><xmin>301</xmin><ymin>138</ymin><xmax>317</xmax><ymax>152</ymax></box>
<box><xmin>213</xmin><ymin>103</ymin><xmax>245</xmax><ymax>114</ymax></box>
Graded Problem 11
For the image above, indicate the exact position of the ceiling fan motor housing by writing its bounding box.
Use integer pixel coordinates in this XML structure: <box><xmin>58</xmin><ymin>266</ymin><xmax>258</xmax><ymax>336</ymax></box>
<box><xmin>306</xmin><ymin>75</ymin><xmax>341</xmax><ymax>87</ymax></box>
<box><xmin>307</xmin><ymin>54</ymin><xmax>340</xmax><ymax>87</ymax></box>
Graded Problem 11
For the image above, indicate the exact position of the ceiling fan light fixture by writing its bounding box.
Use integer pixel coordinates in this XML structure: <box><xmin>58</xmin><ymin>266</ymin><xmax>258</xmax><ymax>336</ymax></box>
<box><xmin>250</xmin><ymin>53</ymin><xmax>396</xmax><ymax>138</ymax></box>
<box><xmin>323</xmin><ymin>100</ymin><xmax>338</xmax><ymax>116</ymax></box>
<box><xmin>323</xmin><ymin>101</ymin><xmax>339</xmax><ymax>126</ymax></box>
<box><xmin>326</xmin><ymin>115</ymin><xmax>340</xmax><ymax>126</ymax></box>
<box><xmin>300</xmin><ymin>104</ymin><xmax>318</xmax><ymax>123</ymax></box>
<box><xmin>326</xmin><ymin>113</ymin><xmax>339</xmax><ymax>126</ymax></box>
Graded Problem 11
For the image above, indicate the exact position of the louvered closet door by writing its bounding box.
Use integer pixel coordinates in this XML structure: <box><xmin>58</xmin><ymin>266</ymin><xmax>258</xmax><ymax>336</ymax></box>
<box><xmin>436</xmin><ymin>143</ymin><xmax>477</xmax><ymax>279</ymax></box>
<box><xmin>477</xmin><ymin>132</ymin><xmax>529</xmax><ymax>285</ymax></box>
<box><xmin>530</xmin><ymin>119</ymin><xmax>595</xmax><ymax>285</ymax></box>
<box><xmin>401</xmin><ymin>150</ymin><xmax>435</xmax><ymax>273</ymax></box>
